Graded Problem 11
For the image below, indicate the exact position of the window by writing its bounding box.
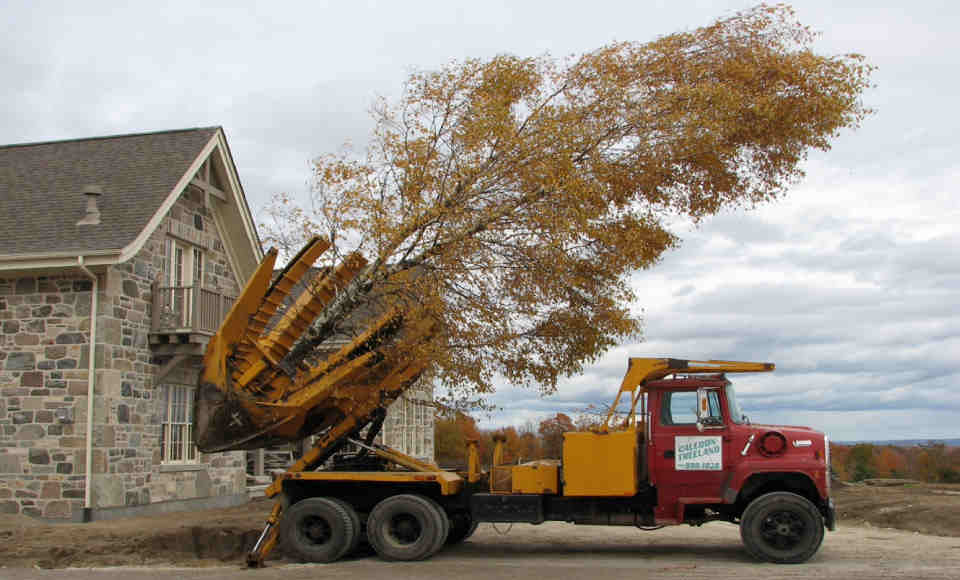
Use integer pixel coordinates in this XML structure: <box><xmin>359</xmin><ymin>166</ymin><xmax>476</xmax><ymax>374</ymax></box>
<box><xmin>161</xmin><ymin>238</ymin><xmax>203</xmax><ymax>288</ymax></box>
<box><xmin>726</xmin><ymin>385</ymin><xmax>745</xmax><ymax>424</ymax></box>
<box><xmin>193</xmin><ymin>247</ymin><xmax>204</xmax><ymax>287</ymax></box>
<box><xmin>414</xmin><ymin>402</ymin><xmax>423</xmax><ymax>457</ymax></box>
<box><xmin>661</xmin><ymin>390</ymin><xmax>723</xmax><ymax>425</ymax></box>
<box><xmin>160</xmin><ymin>237</ymin><xmax>205</xmax><ymax>328</ymax></box>
<box><xmin>703</xmin><ymin>389</ymin><xmax>724</xmax><ymax>426</ymax></box>
<box><xmin>663</xmin><ymin>391</ymin><xmax>697</xmax><ymax>425</ymax></box>
<box><xmin>161</xmin><ymin>384</ymin><xmax>198</xmax><ymax>463</ymax></box>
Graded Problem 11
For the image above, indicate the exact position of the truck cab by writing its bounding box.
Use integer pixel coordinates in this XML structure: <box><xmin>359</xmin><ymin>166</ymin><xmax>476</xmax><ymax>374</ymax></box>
<box><xmin>644</xmin><ymin>375</ymin><xmax>835</xmax><ymax>535</ymax></box>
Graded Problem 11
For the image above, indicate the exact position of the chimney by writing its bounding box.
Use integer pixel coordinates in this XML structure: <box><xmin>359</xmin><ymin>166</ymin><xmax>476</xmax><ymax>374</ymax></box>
<box><xmin>76</xmin><ymin>185</ymin><xmax>103</xmax><ymax>226</ymax></box>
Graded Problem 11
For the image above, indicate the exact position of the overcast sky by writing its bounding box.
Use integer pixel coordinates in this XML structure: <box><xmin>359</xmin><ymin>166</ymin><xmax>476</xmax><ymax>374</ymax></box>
<box><xmin>3</xmin><ymin>1</ymin><xmax>957</xmax><ymax>441</ymax></box>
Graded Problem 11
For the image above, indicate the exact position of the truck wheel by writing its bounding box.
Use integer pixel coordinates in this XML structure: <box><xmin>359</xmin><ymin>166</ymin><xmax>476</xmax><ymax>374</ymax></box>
<box><xmin>740</xmin><ymin>491</ymin><xmax>825</xmax><ymax>564</ymax></box>
<box><xmin>326</xmin><ymin>498</ymin><xmax>363</xmax><ymax>556</ymax></box>
<box><xmin>367</xmin><ymin>494</ymin><xmax>449</xmax><ymax>561</ymax></box>
<box><xmin>446</xmin><ymin>511</ymin><xmax>479</xmax><ymax>545</ymax></box>
<box><xmin>280</xmin><ymin>497</ymin><xmax>355</xmax><ymax>563</ymax></box>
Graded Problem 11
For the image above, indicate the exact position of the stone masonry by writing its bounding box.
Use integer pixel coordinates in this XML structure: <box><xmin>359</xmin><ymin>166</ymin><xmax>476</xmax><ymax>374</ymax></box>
<box><xmin>0</xmin><ymin>185</ymin><xmax>246</xmax><ymax>518</ymax></box>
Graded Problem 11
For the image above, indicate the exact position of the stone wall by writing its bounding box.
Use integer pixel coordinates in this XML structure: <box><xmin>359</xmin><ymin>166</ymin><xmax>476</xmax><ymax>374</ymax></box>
<box><xmin>0</xmin><ymin>275</ymin><xmax>94</xmax><ymax>517</ymax></box>
<box><xmin>1</xmin><ymin>183</ymin><xmax>247</xmax><ymax>519</ymax></box>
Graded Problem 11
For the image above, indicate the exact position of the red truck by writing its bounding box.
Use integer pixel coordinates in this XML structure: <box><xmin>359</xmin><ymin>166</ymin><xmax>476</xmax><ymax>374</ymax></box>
<box><xmin>253</xmin><ymin>358</ymin><xmax>836</xmax><ymax>565</ymax></box>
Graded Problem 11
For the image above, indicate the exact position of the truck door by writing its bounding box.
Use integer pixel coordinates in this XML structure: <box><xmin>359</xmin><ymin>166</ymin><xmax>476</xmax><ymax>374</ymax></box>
<box><xmin>650</xmin><ymin>388</ymin><xmax>730</xmax><ymax>522</ymax></box>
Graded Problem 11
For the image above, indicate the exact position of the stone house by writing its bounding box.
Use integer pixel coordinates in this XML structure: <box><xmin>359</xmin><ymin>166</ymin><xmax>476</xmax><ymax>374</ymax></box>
<box><xmin>0</xmin><ymin>127</ymin><xmax>263</xmax><ymax>520</ymax></box>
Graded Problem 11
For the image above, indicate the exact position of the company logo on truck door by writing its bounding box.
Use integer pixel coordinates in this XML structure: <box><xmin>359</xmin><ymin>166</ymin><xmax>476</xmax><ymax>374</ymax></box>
<box><xmin>675</xmin><ymin>436</ymin><xmax>722</xmax><ymax>470</ymax></box>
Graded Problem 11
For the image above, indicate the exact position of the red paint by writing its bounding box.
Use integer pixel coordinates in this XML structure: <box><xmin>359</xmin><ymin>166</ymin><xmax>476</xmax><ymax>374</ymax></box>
<box><xmin>644</xmin><ymin>376</ymin><xmax>829</xmax><ymax>524</ymax></box>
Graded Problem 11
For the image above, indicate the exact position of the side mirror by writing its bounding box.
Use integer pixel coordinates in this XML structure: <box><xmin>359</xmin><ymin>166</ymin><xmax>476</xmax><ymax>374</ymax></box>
<box><xmin>696</xmin><ymin>388</ymin><xmax>721</xmax><ymax>429</ymax></box>
<box><xmin>696</xmin><ymin>388</ymin><xmax>710</xmax><ymax>423</ymax></box>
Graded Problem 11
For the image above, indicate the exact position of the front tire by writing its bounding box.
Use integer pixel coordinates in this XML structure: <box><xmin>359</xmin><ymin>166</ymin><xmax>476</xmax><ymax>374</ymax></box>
<box><xmin>280</xmin><ymin>497</ymin><xmax>355</xmax><ymax>563</ymax></box>
<box><xmin>367</xmin><ymin>494</ymin><xmax>449</xmax><ymax>561</ymax></box>
<box><xmin>446</xmin><ymin>511</ymin><xmax>479</xmax><ymax>545</ymax></box>
<box><xmin>740</xmin><ymin>491</ymin><xmax>825</xmax><ymax>563</ymax></box>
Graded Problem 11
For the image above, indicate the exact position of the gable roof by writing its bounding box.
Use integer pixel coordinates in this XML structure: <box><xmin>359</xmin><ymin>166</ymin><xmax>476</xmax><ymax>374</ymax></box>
<box><xmin>0</xmin><ymin>127</ymin><xmax>263</xmax><ymax>277</ymax></box>
<box><xmin>0</xmin><ymin>127</ymin><xmax>218</xmax><ymax>255</ymax></box>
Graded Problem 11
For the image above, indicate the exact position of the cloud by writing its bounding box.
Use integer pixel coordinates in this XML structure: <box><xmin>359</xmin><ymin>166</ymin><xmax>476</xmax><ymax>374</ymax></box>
<box><xmin>3</xmin><ymin>0</ymin><xmax>959</xmax><ymax>442</ymax></box>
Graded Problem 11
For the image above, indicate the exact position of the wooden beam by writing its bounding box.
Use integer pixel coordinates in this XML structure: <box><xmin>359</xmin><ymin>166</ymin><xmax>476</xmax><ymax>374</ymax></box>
<box><xmin>190</xmin><ymin>177</ymin><xmax>228</xmax><ymax>202</ymax></box>
<box><xmin>156</xmin><ymin>354</ymin><xmax>189</xmax><ymax>383</ymax></box>
<box><xmin>149</xmin><ymin>342</ymin><xmax>205</xmax><ymax>356</ymax></box>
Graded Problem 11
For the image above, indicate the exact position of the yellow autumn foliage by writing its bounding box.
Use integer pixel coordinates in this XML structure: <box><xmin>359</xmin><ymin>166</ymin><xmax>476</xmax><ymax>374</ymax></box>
<box><xmin>260</xmin><ymin>4</ymin><xmax>872</xmax><ymax>407</ymax></box>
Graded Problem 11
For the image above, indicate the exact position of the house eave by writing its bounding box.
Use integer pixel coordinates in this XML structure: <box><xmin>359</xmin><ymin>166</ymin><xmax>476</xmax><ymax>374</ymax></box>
<box><xmin>0</xmin><ymin>249</ymin><xmax>122</xmax><ymax>272</ymax></box>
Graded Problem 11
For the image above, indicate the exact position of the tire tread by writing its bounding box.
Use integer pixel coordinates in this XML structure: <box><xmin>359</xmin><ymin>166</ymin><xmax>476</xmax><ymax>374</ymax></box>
<box><xmin>740</xmin><ymin>491</ymin><xmax>825</xmax><ymax>564</ymax></box>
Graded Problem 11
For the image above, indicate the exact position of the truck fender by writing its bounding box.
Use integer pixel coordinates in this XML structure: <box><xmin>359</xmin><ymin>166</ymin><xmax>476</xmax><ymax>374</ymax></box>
<box><xmin>733</xmin><ymin>471</ymin><xmax>823</xmax><ymax>512</ymax></box>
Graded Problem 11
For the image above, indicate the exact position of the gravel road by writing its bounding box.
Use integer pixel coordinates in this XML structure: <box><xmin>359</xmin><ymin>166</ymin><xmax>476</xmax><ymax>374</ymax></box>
<box><xmin>3</xmin><ymin>521</ymin><xmax>958</xmax><ymax>580</ymax></box>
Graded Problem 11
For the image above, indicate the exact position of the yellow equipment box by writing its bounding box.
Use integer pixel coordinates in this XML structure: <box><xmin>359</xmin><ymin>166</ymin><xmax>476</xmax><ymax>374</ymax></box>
<box><xmin>511</xmin><ymin>462</ymin><xmax>559</xmax><ymax>494</ymax></box>
<box><xmin>562</xmin><ymin>429</ymin><xmax>638</xmax><ymax>496</ymax></box>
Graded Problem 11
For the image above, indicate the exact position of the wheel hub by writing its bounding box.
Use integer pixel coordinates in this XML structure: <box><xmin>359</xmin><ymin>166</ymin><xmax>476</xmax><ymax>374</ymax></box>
<box><xmin>390</xmin><ymin>514</ymin><xmax>422</xmax><ymax>544</ymax></box>
<box><xmin>760</xmin><ymin>510</ymin><xmax>805</xmax><ymax>549</ymax></box>
<box><xmin>301</xmin><ymin>516</ymin><xmax>332</xmax><ymax>544</ymax></box>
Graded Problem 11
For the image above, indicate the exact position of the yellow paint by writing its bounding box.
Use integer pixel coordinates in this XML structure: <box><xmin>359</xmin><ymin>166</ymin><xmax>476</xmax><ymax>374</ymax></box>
<box><xmin>562</xmin><ymin>428</ymin><xmax>639</xmax><ymax>496</ymax></box>
<box><xmin>511</xmin><ymin>463</ymin><xmax>559</xmax><ymax>494</ymax></box>
<box><xmin>467</xmin><ymin>440</ymin><xmax>481</xmax><ymax>483</ymax></box>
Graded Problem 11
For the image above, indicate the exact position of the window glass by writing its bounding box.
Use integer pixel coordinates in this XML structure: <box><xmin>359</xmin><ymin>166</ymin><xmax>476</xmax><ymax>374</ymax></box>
<box><xmin>664</xmin><ymin>391</ymin><xmax>698</xmax><ymax>424</ymax></box>
<box><xmin>662</xmin><ymin>390</ymin><xmax>727</xmax><ymax>426</ymax></box>
<box><xmin>193</xmin><ymin>248</ymin><xmax>203</xmax><ymax>287</ymax></box>
<box><xmin>160</xmin><ymin>384</ymin><xmax>199</xmax><ymax>463</ymax></box>
<box><xmin>703</xmin><ymin>389</ymin><xmax>724</xmax><ymax>425</ymax></box>
<box><xmin>727</xmin><ymin>385</ymin><xmax>745</xmax><ymax>424</ymax></box>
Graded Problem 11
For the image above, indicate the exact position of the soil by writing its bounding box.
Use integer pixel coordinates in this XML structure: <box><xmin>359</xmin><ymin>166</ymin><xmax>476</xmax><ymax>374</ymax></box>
<box><xmin>0</xmin><ymin>497</ymin><xmax>278</xmax><ymax>569</ymax></box>
<box><xmin>832</xmin><ymin>481</ymin><xmax>960</xmax><ymax>536</ymax></box>
<box><xmin>1</xmin><ymin>483</ymin><xmax>958</xmax><ymax>569</ymax></box>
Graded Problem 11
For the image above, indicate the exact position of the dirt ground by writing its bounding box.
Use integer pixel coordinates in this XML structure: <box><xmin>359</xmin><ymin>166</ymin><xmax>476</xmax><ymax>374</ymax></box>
<box><xmin>833</xmin><ymin>481</ymin><xmax>960</xmax><ymax>536</ymax></box>
<box><xmin>1</xmin><ymin>482</ymin><xmax>958</xmax><ymax>569</ymax></box>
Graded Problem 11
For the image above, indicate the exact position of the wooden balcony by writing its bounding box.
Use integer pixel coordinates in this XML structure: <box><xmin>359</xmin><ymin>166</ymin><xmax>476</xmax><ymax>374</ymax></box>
<box><xmin>150</xmin><ymin>285</ymin><xmax>236</xmax><ymax>350</ymax></box>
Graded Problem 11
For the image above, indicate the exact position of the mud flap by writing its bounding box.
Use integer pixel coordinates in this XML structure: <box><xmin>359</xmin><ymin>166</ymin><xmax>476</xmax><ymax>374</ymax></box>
<box><xmin>825</xmin><ymin>497</ymin><xmax>837</xmax><ymax>531</ymax></box>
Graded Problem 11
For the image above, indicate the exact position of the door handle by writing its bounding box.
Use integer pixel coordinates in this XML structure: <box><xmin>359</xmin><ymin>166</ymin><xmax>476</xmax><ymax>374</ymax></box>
<box><xmin>664</xmin><ymin>450</ymin><xmax>675</xmax><ymax>459</ymax></box>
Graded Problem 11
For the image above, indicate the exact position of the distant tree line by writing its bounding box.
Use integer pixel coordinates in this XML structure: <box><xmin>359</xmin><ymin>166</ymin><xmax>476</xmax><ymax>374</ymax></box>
<box><xmin>831</xmin><ymin>442</ymin><xmax>960</xmax><ymax>483</ymax></box>
<box><xmin>435</xmin><ymin>411</ymin><xmax>597</xmax><ymax>467</ymax></box>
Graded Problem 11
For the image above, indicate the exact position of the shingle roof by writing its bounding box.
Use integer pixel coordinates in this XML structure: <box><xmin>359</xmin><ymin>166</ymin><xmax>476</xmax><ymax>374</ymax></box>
<box><xmin>0</xmin><ymin>127</ymin><xmax>219</xmax><ymax>256</ymax></box>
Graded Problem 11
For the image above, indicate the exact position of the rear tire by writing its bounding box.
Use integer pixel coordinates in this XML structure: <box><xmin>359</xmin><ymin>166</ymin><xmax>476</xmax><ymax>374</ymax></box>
<box><xmin>740</xmin><ymin>491</ymin><xmax>825</xmax><ymax>563</ymax></box>
<box><xmin>367</xmin><ymin>494</ymin><xmax>448</xmax><ymax>561</ymax></box>
<box><xmin>327</xmin><ymin>497</ymin><xmax>363</xmax><ymax>556</ymax></box>
<box><xmin>280</xmin><ymin>497</ymin><xmax>355</xmax><ymax>563</ymax></box>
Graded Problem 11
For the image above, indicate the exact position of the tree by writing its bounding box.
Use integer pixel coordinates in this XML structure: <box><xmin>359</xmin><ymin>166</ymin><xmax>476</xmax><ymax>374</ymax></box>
<box><xmin>434</xmin><ymin>411</ymin><xmax>482</xmax><ymax>466</ymax></box>
<box><xmin>846</xmin><ymin>443</ymin><xmax>876</xmax><ymax>482</ymax></box>
<box><xmin>911</xmin><ymin>442</ymin><xmax>959</xmax><ymax>483</ymax></box>
<box><xmin>829</xmin><ymin>443</ymin><xmax>850</xmax><ymax>481</ymax></box>
<box><xmin>876</xmin><ymin>446</ymin><xmax>907</xmax><ymax>478</ymax></box>
<box><xmin>539</xmin><ymin>413</ymin><xmax>576</xmax><ymax>458</ymax></box>
<box><xmin>260</xmin><ymin>4</ymin><xmax>872</xmax><ymax>406</ymax></box>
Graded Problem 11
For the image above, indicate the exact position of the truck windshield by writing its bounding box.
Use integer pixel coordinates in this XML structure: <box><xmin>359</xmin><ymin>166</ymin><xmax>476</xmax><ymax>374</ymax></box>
<box><xmin>726</xmin><ymin>384</ymin><xmax>745</xmax><ymax>424</ymax></box>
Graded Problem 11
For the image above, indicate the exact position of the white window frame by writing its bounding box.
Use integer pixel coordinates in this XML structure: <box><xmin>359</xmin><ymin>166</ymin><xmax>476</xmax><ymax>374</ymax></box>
<box><xmin>161</xmin><ymin>383</ymin><xmax>199</xmax><ymax>464</ymax></box>
<box><xmin>192</xmin><ymin>246</ymin><xmax>204</xmax><ymax>288</ymax></box>
<box><xmin>161</xmin><ymin>237</ymin><xmax>205</xmax><ymax>328</ymax></box>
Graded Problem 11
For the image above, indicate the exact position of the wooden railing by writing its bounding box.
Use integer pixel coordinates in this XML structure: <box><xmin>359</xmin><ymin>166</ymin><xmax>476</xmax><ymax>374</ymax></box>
<box><xmin>151</xmin><ymin>285</ymin><xmax>236</xmax><ymax>334</ymax></box>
